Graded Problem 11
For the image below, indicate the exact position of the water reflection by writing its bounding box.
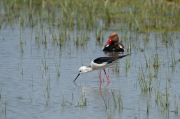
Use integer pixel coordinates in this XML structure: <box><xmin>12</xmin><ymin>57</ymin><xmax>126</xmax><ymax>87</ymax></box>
<box><xmin>103</xmin><ymin>51</ymin><xmax>124</xmax><ymax>57</ymax></box>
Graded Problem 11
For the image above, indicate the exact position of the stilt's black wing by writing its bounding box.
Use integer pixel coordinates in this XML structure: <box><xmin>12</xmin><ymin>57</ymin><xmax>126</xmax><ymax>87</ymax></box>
<box><xmin>93</xmin><ymin>57</ymin><xmax>118</xmax><ymax>64</ymax></box>
<box><xmin>93</xmin><ymin>54</ymin><xmax>130</xmax><ymax>64</ymax></box>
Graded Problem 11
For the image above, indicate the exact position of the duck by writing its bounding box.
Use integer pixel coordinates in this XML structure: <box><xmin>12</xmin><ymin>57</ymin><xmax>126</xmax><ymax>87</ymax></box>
<box><xmin>102</xmin><ymin>33</ymin><xmax>125</xmax><ymax>52</ymax></box>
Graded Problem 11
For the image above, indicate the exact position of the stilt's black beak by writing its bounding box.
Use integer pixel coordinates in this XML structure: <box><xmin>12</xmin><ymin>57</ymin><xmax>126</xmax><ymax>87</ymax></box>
<box><xmin>73</xmin><ymin>73</ymin><xmax>80</xmax><ymax>82</ymax></box>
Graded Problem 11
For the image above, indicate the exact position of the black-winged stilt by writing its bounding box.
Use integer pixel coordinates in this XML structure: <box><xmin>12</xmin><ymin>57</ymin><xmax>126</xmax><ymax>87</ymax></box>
<box><xmin>102</xmin><ymin>32</ymin><xmax>125</xmax><ymax>52</ymax></box>
<box><xmin>73</xmin><ymin>54</ymin><xmax>130</xmax><ymax>83</ymax></box>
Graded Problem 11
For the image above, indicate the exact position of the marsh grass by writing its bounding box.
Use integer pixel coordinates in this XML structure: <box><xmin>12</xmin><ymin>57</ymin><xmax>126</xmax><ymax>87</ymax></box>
<box><xmin>118</xmin><ymin>90</ymin><xmax>123</xmax><ymax>110</ymax></box>
<box><xmin>148</xmin><ymin>68</ymin><xmax>152</xmax><ymax>91</ymax></box>
<box><xmin>171</xmin><ymin>51</ymin><xmax>176</xmax><ymax>67</ymax></box>
<box><xmin>165</xmin><ymin>83</ymin><xmax>170</xmax><ymax>107</ymax></box>
<box><xmin>136</xmin><ymin>63</ymin><xmax>154</xmax><ymax>92</ymax></box>
<box><xmin>96</xmin><ymin>28</ymin><xmax>104</xmax><ymax>45</ymax></box>
<box><xmin>54</xmin><ymin>60</ymin><xmax>60</xmax><ymax>77</ymax></box>
<box><xmin>166</xmin><ymin>63</ymin><xmax>171</xmax><ymax>81</ymax></box>
<box><xmin>27</xmin><ymin>90</ymin><xmax>32</xmax><ymax>102</ymax></box>
<box><xmin>173</xmin><ymin>97</ymin><xmax>179</xmax><ymax>114</ymax></box>
<box><xmin>61</xmin><ymin>92</ymin><xmax>66</xmax><ymax>106</ymax></box>
<box><xmin>144</xmin><ymin>54</ymin><xmax>148</xmax><ymax>67</ymax></box>
<box><xmin>42</xmin><ymin>59</ymin><xmax>47</xmax><ymax>71</ymax></box>
<box><xmin>43</xmin><ymin>70</ymin><xmax>50</xmax><ymax>105</ymax></box>
<box><xmin>153</xmin><ymin>54</ymin><xmax>160</xmax><ymax>68</ymax></box>
<box><xmin>114</xmin><ymin>64</ymin><xmax>120</xmax><ymax>77</ymax></box>
<box><xmin>100</xmin><ymin>89</ymin><xmax>123</xmax><ymax>112</ymax></box>
<box><xmin>1</xmin><ymin>0</ymin><xmax>180</xmax><ymax>33</ymax></box>
<box><xmin>21</xmin><ymin>68</ymin><xmax>23</xmax><ymax>76</ymax></box>
<box><xmin>153</xmin><ymin>83</ymin><xmax>171</xmax><ymax>113</ymax></box>
<box><xmin>147</xmin><ymin>101</ymin><xmax>149</xmax><ymax>114</ymax></box>
<box><xmin>74</xmin><ymin>93</ymin><xmax>87</xmax><ymax>107</ymax></box>
<box><xmin>100</xmin><ymin>91</ymin><xmax>107</xmax><ymax>110</ymax></box>
<box><xmin>111</xmin><ymin>89</ymin><xmax>117</xmax><ymax>108</ymax></box>
<box><xmin>72</xmin><ymin>90</ymin><xmax>74</xmax><ymax>102</ymax></box>
<box><xmin>136</xmin><ymin>66</ymin><xmax>148</xmax><ymax>92</ymax></box>
<box><xmin>125</xmin><ymin>58</ymin><xmax>128</xmax><ymax>71</ymax></box>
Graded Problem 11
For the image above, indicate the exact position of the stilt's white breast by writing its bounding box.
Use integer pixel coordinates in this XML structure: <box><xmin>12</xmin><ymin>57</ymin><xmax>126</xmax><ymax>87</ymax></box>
<box><xmin>91</xmin><ymin>61</ymin><xmax>108</xmax><ymax>70</ymax></box>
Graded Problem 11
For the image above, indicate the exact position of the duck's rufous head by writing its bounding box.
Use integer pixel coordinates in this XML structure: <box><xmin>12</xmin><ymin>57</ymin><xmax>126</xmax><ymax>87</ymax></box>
<box><xmin>105</xmin><ymin>32</ymin><xmax>119</xmax><ymax>45</ymax></box>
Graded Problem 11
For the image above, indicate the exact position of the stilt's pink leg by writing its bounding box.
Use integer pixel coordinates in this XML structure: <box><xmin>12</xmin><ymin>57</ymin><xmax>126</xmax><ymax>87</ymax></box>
<box><xmin>107</xmin><ymin>82</ymin><xmax>110</xmax><ymax>86</ymax></box>
<box><xmin>100</xmin><ymin>82</ymin><xmax>102</xmax><ymax>89</ymax></box>
<box><xmin>104</xmin><ymin>69</ymin><xmax>110</xmax><ymax>83</ymax></box>
<box><xmin>100</xmin><ymin>70</ymin><xmax>102</xmax><ymax>83</ymax></box>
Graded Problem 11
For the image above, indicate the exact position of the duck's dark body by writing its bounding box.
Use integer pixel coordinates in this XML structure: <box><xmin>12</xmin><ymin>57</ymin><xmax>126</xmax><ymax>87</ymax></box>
<box><xmin>102</xmin><ymin>42</ymin><xmax>124</xmax><ymax>52</ymax></box>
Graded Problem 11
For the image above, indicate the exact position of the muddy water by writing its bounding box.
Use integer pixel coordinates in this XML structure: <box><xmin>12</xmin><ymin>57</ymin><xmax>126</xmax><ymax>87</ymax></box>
<box><xmin>0</xmin><ymin>26</ymin><xmax>180</xmax><ymax>119</ymax></box>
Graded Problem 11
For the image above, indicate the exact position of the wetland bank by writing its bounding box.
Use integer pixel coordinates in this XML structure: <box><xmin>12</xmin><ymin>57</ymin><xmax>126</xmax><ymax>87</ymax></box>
<box><xmin>0</xmin><ymin>0</ymin><xmax>180</xmax><ymax>118</ymax></box>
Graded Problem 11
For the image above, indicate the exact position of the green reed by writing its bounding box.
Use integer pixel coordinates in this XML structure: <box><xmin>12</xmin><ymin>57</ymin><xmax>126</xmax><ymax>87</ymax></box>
<box><xmin>54</xmin><ymin>60</ymin><xmax>60</xmax><ymax>77</ymax></box>
<box><xmin>137</xmin><ymin>66</ymin><xmax>148</xmax><ymax>92</ymax></box>
<box><xmin>165</xmin><ymin>83</ymin><xmax>169</xmax><ymax>107</ymax></box>
<box><xmin>118</xmin><ymin>90</ymin><xmax>123</xmax><ymax>110</ymax></box>
<box><xmin>111</xmin><ymin>89</ymin><xmax>117</xmax><ymax>108</ymax></box>
<box><xmin>147</xmin><ymin>101</ymin><xmax>149</xmax><ymax>114</ymax></box>
<box><xmin>153</xmin><ymin>83</ymin><xmax>171</xmax><ymax>113</ymax></box>
<box><xmin>153</xmin><ymin>54</ymin><xmax>160</xmax><ymax>68</ymax></box>
<box><xmin>61</xmin><ymin>92</ymin><xmax>66</xmax><ymax>107</ymax></box>
<box><xmin>43</xmin><ymin>70</ymin><xmax>50</xmax><ymax>105</ymax></box>
<box><xmin>100</xmin><ymin>91</ymin><xmax>107</xmax><ymax>110</ymax></box>
<box><xmin>74</xmin><ymin>93</ymin><xmax>87</xmax><ymax>107</ymax></box>
<box><xmin>174</xmin><ymin>96</ymin><xmax>179</xmax><ymax>114</ymax></box>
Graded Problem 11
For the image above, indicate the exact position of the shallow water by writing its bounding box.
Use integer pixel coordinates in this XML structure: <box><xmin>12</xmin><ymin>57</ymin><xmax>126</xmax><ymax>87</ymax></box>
<box><xmin>0</xmin><ymin>25</ymin><xmax>180</xmax><ymax>119</ymax></box>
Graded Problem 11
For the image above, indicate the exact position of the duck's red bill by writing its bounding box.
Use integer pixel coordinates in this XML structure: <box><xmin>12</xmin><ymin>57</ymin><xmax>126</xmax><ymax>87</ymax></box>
<box><xmin>106</xmin><ymin>39</ymin><xmax>112</xmax><ymax>45</ymax></box>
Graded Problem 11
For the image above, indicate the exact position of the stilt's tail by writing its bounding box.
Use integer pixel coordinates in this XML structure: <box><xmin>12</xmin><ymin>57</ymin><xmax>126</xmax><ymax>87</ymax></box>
<box><xmin>118</xmin><ymin>54</ymin><xmax>130</xmax><ymax>59</ymax></box>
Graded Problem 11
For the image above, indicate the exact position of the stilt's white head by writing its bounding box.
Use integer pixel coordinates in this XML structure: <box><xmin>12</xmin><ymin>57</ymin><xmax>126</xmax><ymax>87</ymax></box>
<box><xmin>73</xmin><ymin>66</ymin><xmax>93</xmax><ymax>82</ymax></box>
<box><xmin>79</xmin><ymin>66</ymin><xmax>89</xmax><ymax>74</ymax></box>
